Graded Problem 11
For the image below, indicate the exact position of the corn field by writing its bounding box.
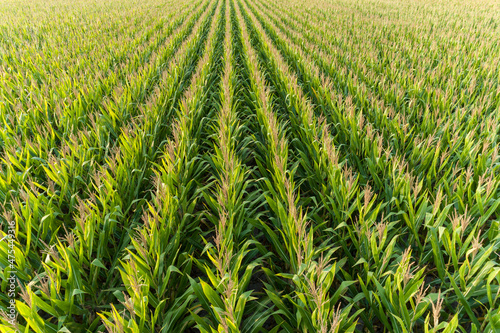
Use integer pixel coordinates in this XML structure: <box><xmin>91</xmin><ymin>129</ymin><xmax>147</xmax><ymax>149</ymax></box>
<box><xmin>1</xmin><ymin>0</ymin><xmax>500</xmax><ymax>331</ymax></box>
